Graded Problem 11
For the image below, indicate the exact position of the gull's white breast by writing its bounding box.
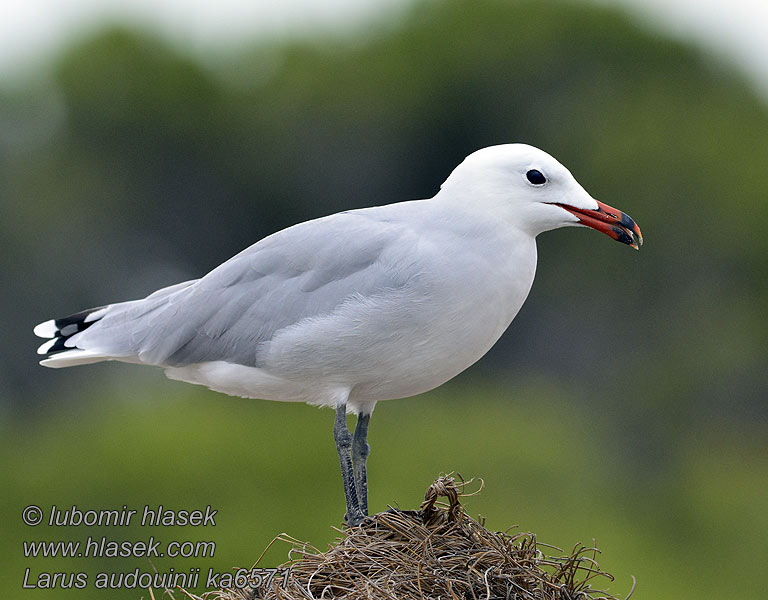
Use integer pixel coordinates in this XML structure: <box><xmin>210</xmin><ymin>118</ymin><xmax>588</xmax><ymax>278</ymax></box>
<box><xmin>166</xmin><ymin>203</ymin><xmax>538</xmax><ymax>409</ymax></box>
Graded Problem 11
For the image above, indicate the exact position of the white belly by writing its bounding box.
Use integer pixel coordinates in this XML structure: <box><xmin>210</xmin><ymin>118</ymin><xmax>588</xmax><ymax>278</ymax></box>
<box><xmin>166</xmin><ymin>230</ymin><xmax>537</xmax><ymax>412</ymax></box>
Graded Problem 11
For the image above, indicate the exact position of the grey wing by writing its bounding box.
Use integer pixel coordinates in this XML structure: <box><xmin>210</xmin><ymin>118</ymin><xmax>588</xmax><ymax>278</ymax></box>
<box><xmin>67</xmin><ymin>208</ymin><xmax>420</xmax><ymax>367</ymax></box>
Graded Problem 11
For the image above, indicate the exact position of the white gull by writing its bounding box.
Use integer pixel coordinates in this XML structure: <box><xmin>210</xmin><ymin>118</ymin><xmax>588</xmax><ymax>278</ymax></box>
<box><xmin>34</xmin><ymin>144</ymin><xmax>643</xmax><ymax>525</ymax></box>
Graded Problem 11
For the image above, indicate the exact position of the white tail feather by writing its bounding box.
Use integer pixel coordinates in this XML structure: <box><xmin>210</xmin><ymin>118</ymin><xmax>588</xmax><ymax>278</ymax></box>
<box><xmin>39</xmin><ymin>350</ymin><xmax>111</xmax><ymax>368</ymax></box>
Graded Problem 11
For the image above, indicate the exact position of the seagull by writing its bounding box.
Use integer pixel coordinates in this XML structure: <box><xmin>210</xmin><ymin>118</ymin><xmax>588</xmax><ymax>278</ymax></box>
<box><xmin>34</xmin><ymin>144</ymin><xmax>642</xmax><ymax>526</ymax></box>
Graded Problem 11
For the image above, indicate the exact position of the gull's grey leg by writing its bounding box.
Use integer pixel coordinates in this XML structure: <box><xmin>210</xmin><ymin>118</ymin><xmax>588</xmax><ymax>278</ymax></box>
<box><xmin>334</xmin><ymin>403</ymin><xmax>363</xmax><ymax>526</ymax></box>
<box><xmin>352</xmin><ymin>412</ymin><xmax>370</xmax><ymax>517</ymax></box>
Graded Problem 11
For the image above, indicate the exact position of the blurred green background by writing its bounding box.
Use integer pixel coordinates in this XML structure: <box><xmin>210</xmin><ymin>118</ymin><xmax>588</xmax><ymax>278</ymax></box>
<box><xmin>3</xmin><ymin>0</ymin><xmax>767</xmax><ymax>598</ymax></box>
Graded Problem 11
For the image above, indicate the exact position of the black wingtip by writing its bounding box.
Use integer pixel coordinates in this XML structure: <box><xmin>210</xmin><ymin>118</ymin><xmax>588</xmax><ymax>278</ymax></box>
<box><xmin>43</xmin><ymin>336</ymin><xmax>72</xmax><ymax>356</ymax></box>
<box><xmin>53</xmin><ymin>307</ymin><xmax>107</xmax><ymax>335</ymax></box>
<box><xmin>35</xmin><ymin>306</ymin><xmax>108</xmax><ymax>356</ymax></box>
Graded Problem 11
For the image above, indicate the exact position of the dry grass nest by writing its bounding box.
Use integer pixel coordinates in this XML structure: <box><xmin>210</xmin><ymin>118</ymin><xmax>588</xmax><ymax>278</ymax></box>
<box><xmin>186</xmin><ymin>476</ymin><xmax>632</xmax><ymax>600</ymax></box>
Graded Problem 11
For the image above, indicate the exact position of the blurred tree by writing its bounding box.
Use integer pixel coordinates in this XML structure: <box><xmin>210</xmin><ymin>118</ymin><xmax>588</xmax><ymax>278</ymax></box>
<box><xmin>3</xmin><ymin>0</ymin><xmax>767</xmax><ymax>436</ymax></box>
<box><xmin>3</xmin><ymin>3</ymin><xmax>767</xmax><ymax>599</ymax></box>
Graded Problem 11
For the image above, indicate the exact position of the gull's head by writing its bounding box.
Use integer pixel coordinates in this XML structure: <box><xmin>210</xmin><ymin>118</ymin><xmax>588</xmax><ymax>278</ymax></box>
<box><xmin>438</xmin><ymin>144</ymin><xmax>642</xmax><ymax>249</ymax></box>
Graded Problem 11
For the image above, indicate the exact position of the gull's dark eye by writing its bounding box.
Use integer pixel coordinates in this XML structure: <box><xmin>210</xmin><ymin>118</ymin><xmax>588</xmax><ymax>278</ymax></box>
<box><xmin>526</xmin><ymin>169</ymin><xmax>547</xmax><ymax>185</ymax></box>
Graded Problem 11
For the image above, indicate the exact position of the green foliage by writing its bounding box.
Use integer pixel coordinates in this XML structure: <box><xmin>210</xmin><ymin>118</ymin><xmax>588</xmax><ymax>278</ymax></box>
<box><xmin>2</xmin><ymin>0</ymin><xmax>767</xmax><ymax>598</ymax></box>
<box><xmin>2</xmin><ymin>383</ymin><xmax>766</xmax><ymax>598</ymax></box>
<box><xmin>4</xmin><ymin>0</ymin><xmax>766</xmax><ymax>417</ymax></box>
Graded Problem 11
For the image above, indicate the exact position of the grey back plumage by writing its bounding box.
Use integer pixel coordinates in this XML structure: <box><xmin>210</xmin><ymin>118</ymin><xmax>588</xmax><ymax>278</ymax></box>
<box><xmin>66</xmin><ymin>205</ymin><xmax>424</xmax><ymax>368</ymax></box>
